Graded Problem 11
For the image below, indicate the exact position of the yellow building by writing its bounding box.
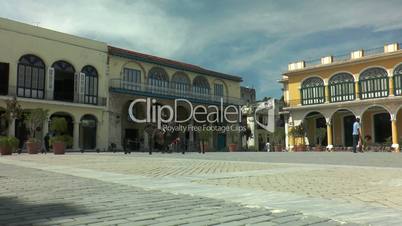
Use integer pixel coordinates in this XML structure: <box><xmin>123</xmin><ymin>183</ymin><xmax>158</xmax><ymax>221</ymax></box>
<box><xmin>107</xmin><ymin>46</ymin><xmax>243</xmax><ymax>151</ymax></box>
<box><xmin>281</xmin><ymin>43</ymin><xmax>402</xmax><ymax>152</ymax></box>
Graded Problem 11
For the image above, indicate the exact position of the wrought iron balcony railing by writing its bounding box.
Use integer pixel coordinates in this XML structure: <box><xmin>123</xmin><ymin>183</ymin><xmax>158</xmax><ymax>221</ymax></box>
<box><xmin>1</xmin><ymin>86</ymin><xmax>107</xmax><ymax>107</ymax></box>
<box><xmin>110</xmin><ymin>79</ymin><xmax>245</xmax><ymax>105</ymax></box>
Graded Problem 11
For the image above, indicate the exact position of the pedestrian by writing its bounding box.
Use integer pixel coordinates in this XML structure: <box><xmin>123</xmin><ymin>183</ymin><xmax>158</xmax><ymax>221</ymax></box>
<box><xmin>352</xmin><ymin>117</ymin><xmax>361</xmax><ymax>153</ymax></box>
<box><xmin>265</xmin><ymin>141</ymin><xmax>271</xmax><ymax>152</ymax></box>
<box><xmin>43</xmin><ymin>132</ymin><xmax>50</xmax><ymax>154</ymax></box>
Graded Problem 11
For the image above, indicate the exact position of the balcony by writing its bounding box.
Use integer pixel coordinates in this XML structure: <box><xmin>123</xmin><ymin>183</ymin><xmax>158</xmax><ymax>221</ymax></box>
<box><xmin>110</xmin><ymin>79</ymin><xmax>245</xmax><ymax>105</ymax></box>
<box><xmin>2</xmin><ymin>86</ymin><xmax>107</xmax><ymax>107</ymax></box>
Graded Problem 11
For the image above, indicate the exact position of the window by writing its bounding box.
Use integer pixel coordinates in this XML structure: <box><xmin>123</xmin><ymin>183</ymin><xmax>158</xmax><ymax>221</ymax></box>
<box><xmin>171</xmin><ymin>72</ymin><xmax>190</xmax><ymax>96</ymax></box>
<box><xmin>214</xmin><ymin>84</ymin><xmax>224</xmax><ymax>97</ymax></box>
<box><xmin>192</xmin><ymin>76</ymin><xmax>210</xmax><ymax>96</ymax></box>
<box><xmin>17</xmin><ymin>55</ymin><xmax>45</xmax><ymax>99</ymax></box>
<box><xmin>359</xmin><ymin>68</ymin><xmax>388</xmax><ymax>99</ymax></box>
<box><xmin>394</xmin><ymin>64</ymin><xmax>402</xmax><ymax>96</ymax></box>
<box><xmin>300</xmin><ymin>77</ymin><xmax>325</xmax><ymax>105</ymax></box>
<box><xmin>82</xmin><ymin>65</ymin><xmax>98</xmax><ymax>105</ymax></box>
<box><xmin>123</xmin><ymin>68</ymin><xmax>141</xmax><ymax>91</ymax></box>
<box><xmin>329</xmin><ymin>73</ymin><xmax>355</xmax><ymax>102</ymax></box>
<box><xmin>148</xmin><ymin>67</ymin><xmax>169</xmax><ymax>94</ymax></box>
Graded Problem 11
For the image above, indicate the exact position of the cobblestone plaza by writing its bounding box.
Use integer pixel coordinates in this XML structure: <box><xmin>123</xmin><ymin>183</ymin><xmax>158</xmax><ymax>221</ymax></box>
<box><xmin>2</xmin><ymin>153</ymin><xmax>402</xmax><ymax>225</ymax></box>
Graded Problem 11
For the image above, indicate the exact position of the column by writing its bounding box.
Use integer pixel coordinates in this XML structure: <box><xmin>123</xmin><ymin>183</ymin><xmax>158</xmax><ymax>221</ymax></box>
<box><xmin>326</xmin><ymin>119</ymin><xmax>333</xmax><ymax>151</ymax></box>
<box><xmin>8</xmin><ymin>118</ymin><xmax>16</xmax><ymax>137</ymax></box>
<box><xmin>288</xmin><ymin>125</ymin><xmax>294</xmax><ymax>152</ymax></box>
<box><xmin>43</xmin><ymin>118</ymin><xmax>49</xmax><ymax>136</ymax></box>
<box><xmin>325</xmin><ymin>85</ymin><xmax>329</xmax><ymax>103</ymax></box>
<box><xmin>391</xmin><ymin>117</ymin><xmax>399</xmax><ymax>152</ymax></box>
<box><xmin>355</xmin><ymin>81</ymin><xmax>360</xmax><ymax>100</ymax></box>
<box><xmin>189</xmin><ymin>119</ymin><xmax>194</xmax><ymax>152</ymax></box>
<box><xmin>73</xmin><ymin>121</ymin><xmax>80</xmax><ymax>150</ymax></box>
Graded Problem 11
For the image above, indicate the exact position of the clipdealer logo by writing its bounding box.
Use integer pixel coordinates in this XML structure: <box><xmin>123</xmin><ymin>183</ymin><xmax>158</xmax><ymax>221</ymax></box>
<box><xmin>128</xmin><ymin>98</ymin><xmax>243</xmax><ymax>129</ymax></box>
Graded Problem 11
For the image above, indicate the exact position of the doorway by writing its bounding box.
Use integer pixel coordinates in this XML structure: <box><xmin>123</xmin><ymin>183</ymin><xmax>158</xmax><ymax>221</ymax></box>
<box><xmin>343</xmin><ymin>115</ymin><xmax>354</xmax><ymax>147</ymax></box>
<box><xmin>0</xmin><ymin>62</ymin><xmax>9</xmax><ymax>95</ymax></box>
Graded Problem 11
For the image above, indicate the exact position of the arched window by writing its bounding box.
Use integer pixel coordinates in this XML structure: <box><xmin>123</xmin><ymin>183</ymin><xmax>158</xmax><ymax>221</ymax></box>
<box><xmin>52</xmin><ymin>60</ymin><xmax>75</xmax><ymax>102</ymax></box>
<box><xmin>393</xmin><ymin>64</ymin><xmax>402</xmax><ymax>96</ymax></box>
<box><xmin>147</xmin><ymin>67</ymin><xmax>169</xmax><ymax>93</ymax></box>
<box><xmin>17</xmin><ymin>54</ymin><xmax>45</xmax><ymax>99</ymax></box>
<box><xmin>328</xmin><ymin>73</ymin><xmax>355</xmax><ymax>102</ymax></box>
<box><xmin>81</xmin><ymin>65</ymin><xmax>98</xmax><ymax>105</ymax></box>
<box><xmin>192</xmin><ymin>76</ymin><xmax>210</xmax><ymax>96</ymax></box>
<box><xmin>79</xmin><ymin>114</ymin><xmax>97</xmax><ymax>149</ymax></box>
<box><xmin>171</xmin><ymin>72</ymin><xmax>190</xmax><ymax>96</ymax></box>
<box><xmin>359</xmin><ymin>67</ymin><xmax>388</xmax><ymax>99</ymax></box>
<box><xmin>301</xmin><ymin>77</ymin><xmax>325</xmax><ymax>105</ymax></box>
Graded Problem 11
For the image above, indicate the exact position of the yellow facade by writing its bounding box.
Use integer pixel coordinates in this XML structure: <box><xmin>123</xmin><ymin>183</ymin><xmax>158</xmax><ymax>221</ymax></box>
<box><xmin>282</xmin><ymin>43</ymin><xmax>402</xmax><ymax>152</ymax></box>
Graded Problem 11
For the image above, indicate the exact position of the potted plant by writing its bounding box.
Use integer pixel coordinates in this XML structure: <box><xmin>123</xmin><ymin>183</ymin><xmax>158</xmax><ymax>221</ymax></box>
<box><xmin>199</xmin><ymin>128</ymin><xmax>212</xmax><ymax>153</ymax></box>
<box><xmin>49</xmin><ymin>117</ymin><xmax>73</xmax><ymax>154</ymax></box>
<box><xmin>314</xmin><ymin>128</ymin><xmax>327</xmax><ymax>152</ymax></box>
<box><xmin>0</xmin><ymin>136</ymin><xmax>19</xmax><ymax>155</ymax></box>
<box><xmin>289</xmin><ymin>124</ymin><xmax>306</xmax><ymax>152</ymax></box>
<box><xmin>272</xmin><ymin>128</ymin><xmax>285</xmax><ymax>152</ymax></box>
<box><xmin>228</xmin><ymin>129</ymin><xmax>238</xmax><ymax>152</ymax></box>
<box><xmin>24</xmin><ymin>109</ymin><xmax>48</xmax><ymax>154</ymax></box>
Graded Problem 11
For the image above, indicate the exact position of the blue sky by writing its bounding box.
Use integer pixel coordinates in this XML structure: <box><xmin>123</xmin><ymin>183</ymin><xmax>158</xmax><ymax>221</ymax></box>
<box><xmin>2</xmin><ymin>0</ymin><xmax>402</xmax><ymax>99</ymax></box>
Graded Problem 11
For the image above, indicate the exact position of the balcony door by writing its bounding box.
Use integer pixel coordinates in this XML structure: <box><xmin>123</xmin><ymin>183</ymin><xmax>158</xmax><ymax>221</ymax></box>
<box><xmin>0</xmin><ymin>62</ymin><xmax>9</xmax><ymax>95</ymax></box>
<box><xmin>53</xmin><ymin>61</ymin><xmax>75</xmax><ymax>102</ymax></box>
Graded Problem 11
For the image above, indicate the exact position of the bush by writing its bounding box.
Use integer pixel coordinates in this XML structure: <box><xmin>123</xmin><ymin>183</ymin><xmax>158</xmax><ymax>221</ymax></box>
<box><xmin>50</xmin><ymin>135</ymin><xmax>73</xmax><ymax>146</ymax></box>
<box><xmin>0</xmin><ymin>136</ymin><xmax>19</xmax><ymax>150</ymax></box>
<box><xmin>50</xmin><ymin>117</ymin><xmax>68</xmax><ymax>134</ymax></box>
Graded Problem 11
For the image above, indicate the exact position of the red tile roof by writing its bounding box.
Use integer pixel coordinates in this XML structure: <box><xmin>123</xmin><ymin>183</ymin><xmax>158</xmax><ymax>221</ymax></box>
<box><xmin>108</xmin><ymin>46</ymin><xmax>243</xmax><ymax>82</ymax></box>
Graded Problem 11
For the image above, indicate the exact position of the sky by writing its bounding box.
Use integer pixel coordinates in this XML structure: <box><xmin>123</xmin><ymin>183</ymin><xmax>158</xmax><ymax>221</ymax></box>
<box><xmin>2</xmin><ymin>0</ymin><xmax>402</xmax><ymax>99</ymax></box>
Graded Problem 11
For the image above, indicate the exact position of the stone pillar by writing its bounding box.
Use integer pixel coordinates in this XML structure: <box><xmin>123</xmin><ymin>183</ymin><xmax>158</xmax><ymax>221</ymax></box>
<box><xmin>325</xmin><ymin>85</ymin><xmax>329</xmax><ymax>103</ymax></box>
<box><xmin>43</xmin><ymin>118</ymin><xmax>49</xmax><ymax>136</ymax></box>
<box><xmin>8</xmin><ymin>118</ymin><xmax>16</xmax><ymax>137</ymax></box>
<box><xmin>73</xmin><ymin>121</ymin><xmax>80</xmax><ymax>150</ymax></box>
<box><xmin>143</xmin><ymin>132</ymin><xmax>149</xmax><ymax>150</ymax></box>
<box><xmin>189</xmin><ymin>120</ymin><xmax>194</xmax><ymax>151</ymax></box>
<box><xmin>355</xmin><ymin>81</ymin><xmax>360</xmax><ymax>100</ymax></box>
<box><xmin>391</xmin><ymin>117</ymin><xmax>399</xmax><ymax>152</ymax></box>
<box><xmin>288</xmin><ymin>125</ymin><xmax>294</xmax><ymax>152</ymax></box>
<box><xmin>326</xmin><ymin>120</ymin><xmax>333</xmax><ymax>151</ymax></box>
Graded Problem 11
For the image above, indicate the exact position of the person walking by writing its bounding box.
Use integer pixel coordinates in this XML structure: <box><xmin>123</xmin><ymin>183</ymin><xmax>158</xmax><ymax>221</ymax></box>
<box><xmin>352</xmin><ymin>118</ymin><xmax>361</xmax><ymax>153</ymax></box>
<box><xmin>43</xmin><ymin>132</ymin><xmax>50</xmax><ymax>154</ymax></box>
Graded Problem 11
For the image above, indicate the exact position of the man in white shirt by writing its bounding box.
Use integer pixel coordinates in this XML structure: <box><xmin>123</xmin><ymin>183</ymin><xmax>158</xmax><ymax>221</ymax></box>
<box><xmin>265</xmin><ymin>142</ymin><xmax>271</xmax><ymax>152</ymax></box>
<box><xmin>352</xmin><ymin>118</ymin><xmax>361</xmax><ymax>153</ymax></box>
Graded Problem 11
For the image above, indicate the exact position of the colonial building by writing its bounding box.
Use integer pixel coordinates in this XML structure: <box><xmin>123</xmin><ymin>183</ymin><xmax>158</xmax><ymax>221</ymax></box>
<box><xmin>107</xmin><ymin>46</ymin><xmax>243</xmax><ymax>151</ymax></box>
<box><xmin>281</xmin><ymin>43</ymin><xmax>402</xmax><ymax>152</ymax></box>
<box><xmin>0</xmin><ymin>17</ymin><xmax>109</xmax><ymax>150</ymax></box>
<box><xmin>0</xmin><ymin>17</ymin><xmax>244</xmax><ymax>152</ymax></box>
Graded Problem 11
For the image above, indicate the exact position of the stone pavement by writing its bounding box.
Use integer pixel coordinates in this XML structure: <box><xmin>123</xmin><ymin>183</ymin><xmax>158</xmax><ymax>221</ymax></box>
<box><xmin>1</xmin><ymin>152</ymin><xmax>401</xmax><ymax>225</ymax></box>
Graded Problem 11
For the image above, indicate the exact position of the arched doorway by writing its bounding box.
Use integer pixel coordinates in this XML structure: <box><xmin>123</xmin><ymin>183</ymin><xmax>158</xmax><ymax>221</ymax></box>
<box><xmin>53</xmin><ymin>61</ymin><xmax>75</xmax><ymax>102</ymax></box>
<box><xmin>123</xmin><ymin>100</ymin><xmax>146</xmax><ymax>151</ymax></box>
<box><xmin>303</xmin><ymin>111</ymin><xmax>327</xmax><ymax>150</ymax></box>
<box><xmin>361</xmin><ymin>106</ymin><xmax>392</xmax><ymax>149</ymax></box>
<box><xmin>79</xmin><ymin>115</ymin><xmax>97</xmax><ymax>149</ymax></box>
<box><xmin>50</xmin><ymin>112</ymin><xmax>74</xmax><ymax>148</ymax></box>
<box><xmin>331</xmin><ymin>109</ymin><xmax>356</xmax><ymax>147</ymax></box>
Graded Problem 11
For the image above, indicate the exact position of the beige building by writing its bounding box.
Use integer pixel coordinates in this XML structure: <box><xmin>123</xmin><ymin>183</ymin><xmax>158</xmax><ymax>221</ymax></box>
<box><xmin>281</xmin><ymin>42</ymin><xmax>402</xmax><ymax>152</ymax></box>
<box><xmin>0</xmin><ymin>17</ymin><xmax>244</xmax><ymax>152</ymax></box>
<box><xmin>107</xmin><ymin>46</ymin><xmax>243</xmax><ymax>151</ymax></box>
<box><xmin>0</xmin><ymin>17</ymin><xmax>108</xmax><ymax>150</ymax></box>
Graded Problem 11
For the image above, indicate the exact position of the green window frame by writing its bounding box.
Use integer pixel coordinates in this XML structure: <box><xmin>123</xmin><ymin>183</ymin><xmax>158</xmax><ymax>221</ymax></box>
<box><xmin>393</xmin><ymin>64</ymin><xmax>402</xmax><ymax>96</ymax></box>
<box><xmin>300</xmin><ymin>77</ymin><xmax>325</xmax><ymax>105</ymax></box>
<box><xmin>359</xmin><ymin>68</ymin><xmax>389</xmax><ymax>99</ymax></box>
<box><xmin>328</xmin><ymin>73</ymin><xmax>355</xmax><ymax>103</ymax></box>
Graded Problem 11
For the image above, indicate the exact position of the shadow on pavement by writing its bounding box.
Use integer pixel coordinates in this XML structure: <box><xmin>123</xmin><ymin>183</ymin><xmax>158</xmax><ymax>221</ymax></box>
<box><xmin>0</xmin><ymin>196</ymin><xmax>90</xmax><ymax>225</ymax></box>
